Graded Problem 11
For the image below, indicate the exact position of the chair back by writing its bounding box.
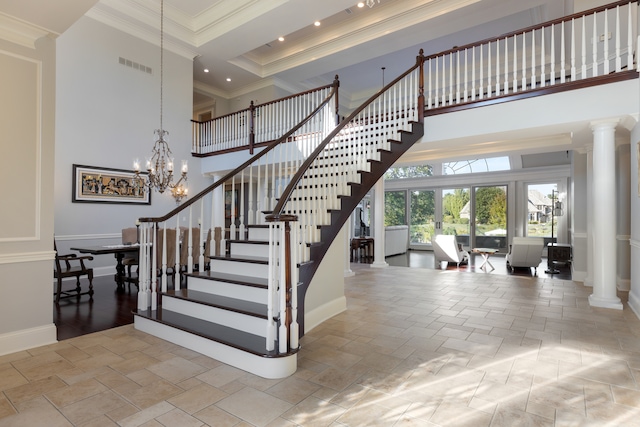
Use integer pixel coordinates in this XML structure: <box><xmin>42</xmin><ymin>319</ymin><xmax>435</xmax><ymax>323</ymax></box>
<box><xmin>180</xmin><ymin>228</ymin><xmax>201</xmax><ymax>267</ymax></box>
<box><xmin>122</xmin><ymin>227</ymin><xmax>138</xmax><ymax>244</ymax></box>
<box><xmin>433</xmin><ymin>234</ymin><xmax>465</xmax><ymax>263</ymax></box>
<box><xmin>156</xmin><ymin>228</ymin><xmax>177</xmax><ymax>268</ymax></box>
<box><xmin>507</xmin><ymin>237</ymin><xmax>544</xmax><ymax>267</ymax></box>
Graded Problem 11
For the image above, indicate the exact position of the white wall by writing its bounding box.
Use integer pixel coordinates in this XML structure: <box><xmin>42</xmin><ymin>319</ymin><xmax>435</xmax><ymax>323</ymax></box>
<box><xmin>628</xmin><ymin>119</ymin><xmax>640</xmax><ymax>317</ymax></box>
<box><xmin>54</xmin><ymin>16</ymin><xmax>209</xmax><ymax>273</ymax></box>
<box><xmin>0</xmin><ymin>31</ymin><xmax>57</xmax><ymax>353</ymax></box>
<box><xmin>304</xmin><ymin>226</ymin><xmax>347</xmax><ymax>332</ymax></box>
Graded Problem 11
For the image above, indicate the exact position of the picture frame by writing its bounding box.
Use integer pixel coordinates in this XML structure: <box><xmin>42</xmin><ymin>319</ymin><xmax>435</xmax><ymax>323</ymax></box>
<box><xmin>72</xmin><ymin>164</ymin><xmax>150</xmax><ymax>204</ymax></box>
<box><xmin>225</xmin><ymin>189</ymin><xmax>238</xmax><ymax>218</ymax></box>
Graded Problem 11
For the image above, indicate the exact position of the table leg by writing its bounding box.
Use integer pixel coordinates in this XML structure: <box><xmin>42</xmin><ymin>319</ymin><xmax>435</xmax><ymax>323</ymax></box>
<box><xmin>479</xmin><ymin>253</ymin><xmax>494</xmax><ymax>271</ymax></box>
<box><xmin>114</xmin><ymin>252</ymin><xmax>126</xmax><ymax>291</ymax></box>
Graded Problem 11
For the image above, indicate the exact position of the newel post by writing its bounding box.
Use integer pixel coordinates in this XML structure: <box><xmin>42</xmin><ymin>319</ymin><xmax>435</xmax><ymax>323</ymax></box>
<box><xmin>417</xmin><ymin>49</ymin><xmax>425</xmax><ymax>122</ymax></box>
<box><xmin>249</xmin><ymin>101</ymin><xmax>255</xmax><ymax>154</ymax></box>
<box><xmin>333</xmin><ymin>75</ymin><xmax>340</xmax><ymax>125</ymax></box>
<box><xmin>265</xmin><ymin>213</ymin><xmax>298</xmax><ymax>353</ymax></box>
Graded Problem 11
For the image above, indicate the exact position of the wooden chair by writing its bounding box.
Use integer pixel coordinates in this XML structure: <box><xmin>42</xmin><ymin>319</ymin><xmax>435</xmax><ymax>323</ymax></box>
<box><xmin>122</xmin><ymin>227</ymin><xmax>139</xmax><ymax>288</ymax></box>
<box><xmin>179</xmin><ymin>227</ymin><xmax>200</xmax><ymax>285</ymax></box>
<box><xmin>156</xmin><ymin>228</ymin><xmax>178</xmax><ymax>289</ymax></box>
<box><xmin>54</xmin><ymin>241</ymin><xmax>94</xmax><ymax>303</ymax></box>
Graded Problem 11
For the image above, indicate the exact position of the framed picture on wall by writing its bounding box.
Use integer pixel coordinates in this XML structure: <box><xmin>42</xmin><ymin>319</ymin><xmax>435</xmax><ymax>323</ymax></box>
<box><xmin>72</xmin><ymin>164</ymin><xmax>150</xmax><ymax>204</ymax></box>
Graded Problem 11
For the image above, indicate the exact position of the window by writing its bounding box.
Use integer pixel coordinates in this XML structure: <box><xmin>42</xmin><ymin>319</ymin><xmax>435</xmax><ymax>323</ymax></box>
<box><xmin>385</xmin><ymin>191</ymin><xmax>406</xmax><ymax>226</ymax></box>
<box><xmin>443</xmin><ymin>156</ymin><xmax>510</xmax><ymax>175</ymax></box>
<box><xmin>385</xmin><ymin>165</ymin><xmax>433</xmax><ymax>179</ymax></box>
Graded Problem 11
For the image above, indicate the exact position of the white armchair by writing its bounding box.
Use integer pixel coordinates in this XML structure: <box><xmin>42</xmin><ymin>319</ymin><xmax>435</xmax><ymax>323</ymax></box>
<box><xmin>432</xmin><ymin>234</ymin><xmax>469</xmax><ymax>267</ymax></box>
<box><xmin>505</xmin><ymin>237</ymin><xmax>544</xmax><ymax>273</ymax></box>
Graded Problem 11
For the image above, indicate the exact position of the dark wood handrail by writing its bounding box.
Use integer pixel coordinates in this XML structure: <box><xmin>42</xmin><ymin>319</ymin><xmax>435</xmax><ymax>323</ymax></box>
<box><xmin>139</xmin><ymin>77</ymin><xmax>340</xmax><ymax>223</ymax></box>
<box><xmin>266</xmin><ymin>50</ymin><xmax>425</xmax><ymax>222</ymax></box>
<box><xmin>425</xmin><ymin>0</ymin><xmax>637</xmax><ymax>61</ymax></box>
<box><xmin>190</xmin><ymin>82</ymin><xmax>337</xmax><ymax>125</ymax></box>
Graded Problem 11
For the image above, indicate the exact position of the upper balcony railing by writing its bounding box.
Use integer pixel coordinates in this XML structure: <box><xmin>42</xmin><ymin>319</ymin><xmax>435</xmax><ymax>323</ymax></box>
<box><xmin>425</xmin><ymin>0</ymin><xmax>639</xmax><ymax>114</ymax></box>
<box><xmin>192</xmin><ymin>81</ymin><xmax>338</xmax><ymax>156</ymax></box>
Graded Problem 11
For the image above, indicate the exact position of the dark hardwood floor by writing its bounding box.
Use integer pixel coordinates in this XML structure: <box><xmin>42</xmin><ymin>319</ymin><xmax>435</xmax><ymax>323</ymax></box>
<box><xmin>54</xmin><ymin>251</ymin><xmax>571</xmax><ymax>341</ymax></box>
<box><xmin>53</xmin><ymin>276</ymin><xmax>138</xmax><ymax>341</ymax></box>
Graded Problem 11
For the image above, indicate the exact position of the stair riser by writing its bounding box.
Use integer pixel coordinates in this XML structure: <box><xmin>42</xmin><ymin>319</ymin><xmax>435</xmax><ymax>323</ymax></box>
<box><xmin>188</xmin><ymin>277</ymin><xmax>267</xmax><ymax>304</ymax></box>
<box><xmin>230</xmin><ymin>242</ymin><xmax>269</xmax><ymax>258</ymax></box>
<box><xmin>248</xmin><ymin>227</ymin><xmax>270</xmax><ymax>241</ymax></box>
<box><xmin>134</xmin><ymin>316</ymin><xmax>296</xmax><ymax>379</ymax></box>
<box><xmin>209</xmin><ymin>259</ymin><xmax>268</xmax><ymax>278</ymax></box>
<box><xmin>162</xmin><ymin>296</ymin><xmax>268</xmax><ymax>337</ymax></box>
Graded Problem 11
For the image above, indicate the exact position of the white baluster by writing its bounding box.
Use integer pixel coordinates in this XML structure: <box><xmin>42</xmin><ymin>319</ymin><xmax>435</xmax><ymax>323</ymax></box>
<box><xmin>138</xmin><ymin>223</ymin><xmax>147</xmax><ymax>311</ymax></box>
<box><xmin>626</xmin><ymin>3</ymin><xmax>633</xmax><ymax>71</ymax></box>
<box><xmin>448</xmin><ymin>54</ymin><xmax>453</xmax><ymax>104</ymax></box>
<box><xmin>593</xmin><ymin>12</ymin><xmax>599</xmax><ymax>77</ymax></box>
<box><xmin>512</xmin><ymin>34</ymin><xmax>518</xmax><ymax>91</ymax></box>
<box><xmin>427</xmin><ymin>58</ymin><xmax>433</xmax><ymax>108</ymax></box>
<box><xmin>479</xmin><ymin>45</ymin><xmax>484</xmax><ymax>99</ymax></box>
<box><xmin>455</xmin><ymin>50</ymin><xmax>460</xmax><ymax>103</ymax></box>
<box><xmin>581</xmin><ymin>17</ymin><xmax>587</xmax><ymax>78</ymax></box>
<box><xmin>278</xmin><ymin>224</ymin><xmax>288</xmax><ymax>354</ymax></box>
<box><xmin>471</xmin><ymin>47</ymin><xmax>477</xmax><ymax>100</ymax></box>
<box><xmin>540</xmin><ymin>29</ymin><xmax>546</xmax><ymax>87</ymax></box>
<box><xmin>161</xmin><ymin>223</ymin><xmax>167</xmax><ymax>294</ymax></box>
<box><xmin>571</xmin><ymin>18</ymin><xmax>577</xmax><ymax>80</ymax></box>
<box><xmin>290</xmin><ymin>222</ymin><xmax>299</xmax><ymax>349</ymax></box>
<box><xmin>488</xmin><ymin>42</ymin><xmax>492</xmax><ymax>97</ymax></box>
<box><xmin>230</xmin><ymin>176</ymin><xmax>236</xmax><ymax>240</ymax></box>
<box><xmin>266</xmin><ymin>223</ymin><xmax>275</xmax><ymax>351</ymax></box>
<box><xmin>603</xmin><ymin>9</ymin><xmax>610</xmax><ymax>75</ymax></box>
<box><xmin>239</xmin><ymin>171</ymin><xmax>245</xmax><ymax>239</ymax></box>
<box><xmin>550</xmin><ymin>25</ymin><xmax>556</xmax><ymax>85</ymax></box>
<box><xmin>531</xmin><ymin>29</ymin><xmax>536</xmax><ymax>89</ymax></box>
<box><xmin>199</xmin><ymin>202</ymin><xmax>204</xmax><ymax>272</ymax></box>
<box><xmin>503</xmin><ymin>38</ymin><xmax>509</xmax><ymax>94</ymax></box>
<box><xmin>463</xmin><ymin>48</ymin><xmax>468</xmax><ymax>101</ymax></box>
<box><xmin>495</xmin><ymin>38</ymin><xmax>500</xmax><ymax>95</ymax></box>
<box><xmin>188</xmin><ymin>206</ymin><xmax>193</xmax><ymax>274</ymax></box>
<box><xmin>561</xmin><ymin>22</ymin><xmax>567</xmax><ymax>83</ymax></box>
<box><xmin>522</xmin><ymin>32</ymin><xmax>527</xmax><ymax>89</ymax></box>
<box><xmin>615</xmin><ymin>5</ymin><xmax>621</xmax><ymax>72</ymax></box>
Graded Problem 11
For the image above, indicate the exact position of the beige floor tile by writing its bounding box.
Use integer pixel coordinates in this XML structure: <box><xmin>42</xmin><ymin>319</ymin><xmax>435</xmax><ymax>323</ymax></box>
<box><xmin>281</xmin><ymin>395</ymin><xmax>345</xmax><ymax>427</ymax></box>
<box><xmin>59</xmin><ymin>390</ymin><xmax>130</xmax><ymax>425</ymax></box>
<box><xmin>167</xmin><ymin>382</ymin><xmax>228</xmax><ymax>414</ymax></box>
<box><xmin>193</xmin><ymin>404</ymin><xmax>241</xmax><ymax>426</ymax></box>
<box><xmin>216</xmin><ymin>387</ymin><xmax>292</xmax><ymax>427</ymax></box>
<box><xmin>155</xmin><ymin>408</ymin><xmax>204</xmax><ymax>426</ymax></box>
<box><xmin>429</xmin><ymin>401</ymin><xmax>493</xmax><ymax>427</ymax></box>
<box><xmin>3</xmin><ymin>375</ymin><xmax>67</xmax><ymax>405</ymax></box>
<box><xmin>45</xmin><ymin>378</ymin><xmax>108</xmax><ymax>408</ymax></box>
<box><xmin>116</xmin><ymin>378</ymin><xmax>183</xmax><ymax>409</ymax></box>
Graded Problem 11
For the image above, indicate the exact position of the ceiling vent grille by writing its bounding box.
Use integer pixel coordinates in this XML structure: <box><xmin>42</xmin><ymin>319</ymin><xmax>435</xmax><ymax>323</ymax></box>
<box><xmin>118</xmin><ymin>57</ymin><xmax>152</xmax><ymax>75</ymax></box>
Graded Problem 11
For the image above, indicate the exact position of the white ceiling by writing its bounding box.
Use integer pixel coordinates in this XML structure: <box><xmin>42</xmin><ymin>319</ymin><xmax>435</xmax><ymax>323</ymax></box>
<box><xmin>80</xmin><ymin>0</ymin><xmax>575</xmax><ymax>106</ymax></box>
<box><xmin>4</xmin><ymin>0</ymin><xmax>606</xmax><ymax>167</ymax></box>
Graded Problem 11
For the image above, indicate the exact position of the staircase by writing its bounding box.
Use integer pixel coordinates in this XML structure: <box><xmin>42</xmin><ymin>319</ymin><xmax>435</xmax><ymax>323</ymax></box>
<box><xmin>133</xmin><ymin>53</ymin><xmax>425</xmax><ymax>378</ymax></box>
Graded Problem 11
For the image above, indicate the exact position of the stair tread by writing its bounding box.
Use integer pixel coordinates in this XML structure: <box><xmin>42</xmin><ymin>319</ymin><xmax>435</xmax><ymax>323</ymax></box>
<box><xmin>209</xmin><ymin>254</ymin><xmax>269</xmax><ymax>264</ymax></box>
<box><xmin>135</xmin><ymin>308</ymin><xmax>286</xmax><ymax>357</ymax></box>
<box><xmin>228</xmin><ymin>239</ymin><xmax>269</xmax><ymax>245</ymax></box>
<box><xmin>188</xmin><ymin>270</ymin><xmax>268</xmax><ymax>287</ymax></box>
<box><xmin>164</xmin><ymin>289</ymin><xmax>267</xmax><ymax>318</ymax></box>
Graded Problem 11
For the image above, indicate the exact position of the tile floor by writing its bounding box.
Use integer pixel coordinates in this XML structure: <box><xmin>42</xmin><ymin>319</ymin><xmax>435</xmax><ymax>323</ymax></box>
<box><xmin>2</xmin><ymin>263</ymin><xmax>640</xmax><ymax>426</ymax></box>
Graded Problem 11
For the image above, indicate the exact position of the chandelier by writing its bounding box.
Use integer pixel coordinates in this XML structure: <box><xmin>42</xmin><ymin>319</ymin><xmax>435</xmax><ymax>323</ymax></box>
<box><xmin>358</xmin><ymin>0</ymin><xmax>380</xmax><ymax>7</ymax></box>
<box><xmin>134</xmin><ymin>0</ymin><xmax>187</xmax><ymax>202</ymax></box>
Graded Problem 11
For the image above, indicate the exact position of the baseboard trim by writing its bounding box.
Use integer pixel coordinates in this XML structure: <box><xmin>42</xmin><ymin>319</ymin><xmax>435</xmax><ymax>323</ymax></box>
<box><xmin>628</xmin><ymin>291</ymin><xmax>640</xmax><ymax>320</ymax></box>
<box><xmin>0</xmin><ymin>324</ymin><xmax>57</xmax><ymax>356</ymax></box>
<box><xmin>304</xmin><ymin>296</ymin><xmax>347</xmax><ymax>333</ymax></box>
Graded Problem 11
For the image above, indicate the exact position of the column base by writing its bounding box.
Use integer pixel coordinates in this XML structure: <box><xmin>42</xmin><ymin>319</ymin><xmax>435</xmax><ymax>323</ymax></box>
<box><xmin>344</xmin><ymin>269</ymin><xmax>355</xmax><ymax>277</ymax></box>
<box><xmin>588</xmin><ymin>294</ymin><xmax>623</xmax><ymax>310</ymax></box>
<box><xmin>370</xmin><ymin>261</ymin><xmax>388</xmax><ymax>269</ymax></box>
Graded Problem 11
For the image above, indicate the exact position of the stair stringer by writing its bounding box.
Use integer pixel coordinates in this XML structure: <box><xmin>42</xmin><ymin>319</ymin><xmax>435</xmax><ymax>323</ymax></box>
<box><xmin>293</xmin><ymin>121</ymin><xmax>424</xmax><ymax>336</ymax></box>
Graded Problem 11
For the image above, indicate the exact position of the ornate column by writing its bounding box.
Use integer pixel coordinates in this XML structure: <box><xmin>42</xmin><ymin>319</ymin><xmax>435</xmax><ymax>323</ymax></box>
<box><xmin>589</xmin><ymin>119</ymin><xmax>622</xmax><ymax>309</ymax></box>
<box><xmin>371</xmin><ymin>177</ymin><xmax>388</xmax><ymax>268</ymax></box>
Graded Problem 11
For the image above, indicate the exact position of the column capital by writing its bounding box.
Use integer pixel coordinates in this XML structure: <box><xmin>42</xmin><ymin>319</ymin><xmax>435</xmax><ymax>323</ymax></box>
<box><xmin>576</xmin><ymin>143</ymin><xmax>593</xmax><ymax>155</ymax></box>
<box><xmin>590</xmin><ymin>118</ymin><xmax>620</xmax><ymax>132</ymax></box>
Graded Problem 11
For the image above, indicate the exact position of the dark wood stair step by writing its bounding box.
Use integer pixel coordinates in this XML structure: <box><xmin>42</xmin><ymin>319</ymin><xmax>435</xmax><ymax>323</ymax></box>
<box><xmin>164</xmin><ymin>288</ymin><xmax>267</xmax><ymax>319</ymax></box>
<box><xmin>135</xmin><ymin>308</ymin><xmax>292</xmax><ymax>358</ymax></box>
<box><xmin>208</xmin><ymin>254</ymin><xmax>269</xmax><ymax>264</ymax></box>
<box><xmin>186</xmin><ymin>270</ymin><xmax>268</xmax><ymax>288</ymax></box>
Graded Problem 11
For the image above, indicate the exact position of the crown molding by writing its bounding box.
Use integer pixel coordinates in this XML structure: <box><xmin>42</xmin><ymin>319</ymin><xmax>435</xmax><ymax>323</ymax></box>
<box><xmin>85</xmin><ymin>7</ymin><xmax>198</xmax><ymax>60</ymax></box>
<box><xmin>233</xmin><ymin>0</ymin><xmax>480</xmax><ymax>77</ymax></box>
<box><xmin>0</xmin><ymin>12</ymin><xmax>54</xmax><ymax>49</ymax></box>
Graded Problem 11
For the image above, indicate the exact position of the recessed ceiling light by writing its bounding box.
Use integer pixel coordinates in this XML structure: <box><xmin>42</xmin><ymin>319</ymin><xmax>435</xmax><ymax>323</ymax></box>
<box><xmin>278</xmin><ymin>36</ymin><xmax>285</xmax><ymax>42</ymax></box>
<box><xmin>226</xmin><ymin>78</ymin><xmax>231</xmax><ymax>82</ymax></box>
<box><xmin>314</xmin><ymin>21</ymin><xmax>321</xmax><ymax>26</ymax></box>
<box><xmin>203</xmin><ymin>68</ymin><xmax>209</xmax><ymax>73</ymax></box>
<box><xmin>357</xmin><ymin>2</ymin><xmax>365</xmax><ymax>7</ymax></box>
